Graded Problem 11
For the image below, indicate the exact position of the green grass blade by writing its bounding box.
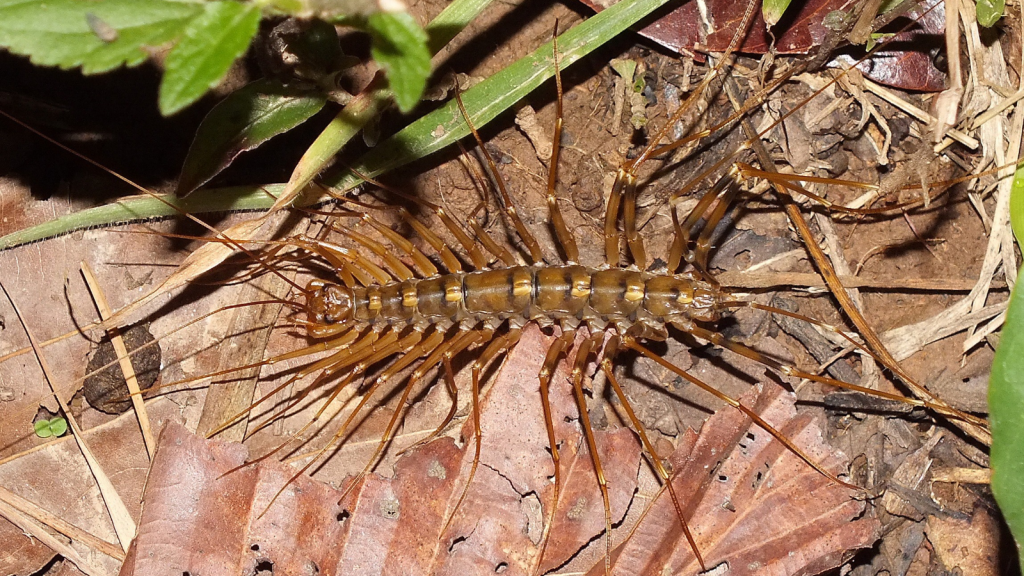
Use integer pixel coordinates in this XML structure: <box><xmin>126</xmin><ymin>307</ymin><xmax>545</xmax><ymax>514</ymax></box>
<box><xmin>991</xmin><ymin>267</ymin><xmax>1024</xmax><ymax>572</ymax></box>
<box><xmin>323</xmin><ymin>0</ymin><xmax>672</xmax><ymax>192</ymax></box>
<box><xmin>990</xmin><ymin>145</ymin><xmax>1024</xmax><ymax>571</ymax></box>
<box><xmin>0</xmin><ymin>186</ymin><xmax>283</xmax><ymax>250</ymax></box>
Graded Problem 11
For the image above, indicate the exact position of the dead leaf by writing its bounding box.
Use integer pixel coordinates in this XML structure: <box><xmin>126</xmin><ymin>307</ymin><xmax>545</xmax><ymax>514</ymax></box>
<box><xmin>120</xmin><ymin>325</ymin><xmax>880</xmax><ymax>576</ymax></box>
<box><xmin>120</xmin><ymin>325</ymin><xmax>642</xmax><ymax>575</ymax></box>
<box><xmin>582</xmin><ymin>0</ymin><xmax>947</xmax><ymax>92</ymax></box>
<box><xmin>926</xmin><ymin>508</ymin><xmax>1001</xmax><ymax>576</ymax></box>
<box><xmin>586</xmin><ymin>382</ymin><xmax>880</xmax><ymax>576</ymax></box>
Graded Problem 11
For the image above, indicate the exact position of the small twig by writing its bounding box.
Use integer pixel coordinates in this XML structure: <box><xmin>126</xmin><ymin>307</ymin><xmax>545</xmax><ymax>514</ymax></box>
<box><xmin>81</xmin><ymin>262</ymin><xmax>157</xmax><ymax>460</ymax></box>
<box><xmin>0</xmin><ymin>484</ymin><xmax>125</xmax><ymax>561</ymax></box>
<box><xmin>859</xmin><ymin>77</ymin><xmax>979</xmax><ymax>150</ymax></box>
<box><xmin>932</xmin><ymin>467</ymin><xmax>991</xmax><ymax>484</ymax></box>
<box><xmin>717</xmin><ymin>271</ymin><xmax>1006</xmax><ymax>291</ymax></box>
<box><xmin>0</xmin><ymin>499</ymin><xmax>108</xmax><ymax>576</ymax></box>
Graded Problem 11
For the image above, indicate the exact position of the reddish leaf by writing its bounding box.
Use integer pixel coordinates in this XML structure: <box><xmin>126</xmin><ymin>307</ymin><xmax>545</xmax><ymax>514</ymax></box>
<box><xmin>581</xmin><ymin>0</ymin><xmax>947</xmax><ymax>91</ymax></box>
<box><xmin>587</xmin><ymin>382</ymin><xmax>880</xmax><ymax>576</ymax></box>
<box><xmin>120</xmin><ymin>325</ymin><xmax>642</xmax><ymax>575</ymax></box>
<box><xmin>120</xmin><ymin>324</ymin><xmax>879</xmax><ymax>576</ymax></box>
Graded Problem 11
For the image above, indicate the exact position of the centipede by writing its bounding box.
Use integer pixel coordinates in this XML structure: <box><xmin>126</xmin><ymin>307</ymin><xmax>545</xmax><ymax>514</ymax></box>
<box><xmin>0</xmin><ymin>0</ymin><xmax>1011</xmax><ymax>574</ymax></box>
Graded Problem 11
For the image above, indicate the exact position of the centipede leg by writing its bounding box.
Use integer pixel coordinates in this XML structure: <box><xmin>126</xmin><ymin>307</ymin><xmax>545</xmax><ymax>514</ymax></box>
<box><xmin>545</xmin><ymin>30</ymin><xmax>579</xmax><ymax>265</ymax></box>
<box><xmin>466</xmin><ymin>200</ymin><xmax>518</xmax><ymax>267</ymax></box>
<box><xmin>686</xmin><ymin>324</ymin><xmax>985</xmax><ymax>427</ymax></box>
<box><xmin>569</xmin><ymin>329</ymin><xmax>613</xmax><ymax>575</ymax></box>
<box><xmin>604</xmin><ymin>173</ymin><xmax>624</xmax><ymax>267</ymax></box>
<box><xmin>204</xmin><ymin>327</ymin><xmax>382</xmax><ymax>438</ymax></box>
<box><xmin>620</xmin><ymin>171</ymin><xmax>647</xmax><ymax>270</ymax></box>
<box><xmin>600</xmin><ymin>338</ymin><xmax>705</xmax><ymax>571</ymax></box>
<box><xmin>222</xmin><ymin>329</ymin><xmax>422</xmax><ymax>475</ymax></box>
<box><xmin>691</xmin><ymin>168</ymin><xmax>744</xmax><ymax>279</ymax></box>
<box><xmin>256</xmin><ymin>327</ymin><xmax>445</xmax><ymax>514</ymax></box>
<box><xmin>358</xmin><ymin>213</ymin><xmax>439</xmax><ymax>276</ymax></box>
<box><xmin>534</xmin><ymin>324</ymin><xmax>577</xmax><ymax>571</ymax></box>
<box><xmin>341</xmin><ymin>327</ymin><xmax>489</xmax><ymax>503</ymax></box>
<box><xmin>668</xmin><ymin>167</ymin><xmax>741</xmax><ymax>277</ymax></box>
<box><xmin>454</xmin><ymin>87</ymin><xmax>544</xmax><ymax>263</ymax></box>
<box><xmin>624</xmin><ymin>336</ymin><xmax>859</xmax><ymax>491</ymax></box>
<box><xmin>442</xmin><ymin>326</ymin><xmax>522</xmax><ymax>534</ymax></box>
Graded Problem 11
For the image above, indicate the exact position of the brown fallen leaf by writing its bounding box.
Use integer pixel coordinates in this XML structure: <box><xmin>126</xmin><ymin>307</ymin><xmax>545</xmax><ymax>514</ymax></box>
<box><xmin>120</xmin><ymin>325</ymin><xmax>642</xmax><ymax>576</ymax></box>
<box><xmin>120</xmin><ymin>324</ymin><xmax>879</xmax><ymax>576</ymax></box>
<box><xmin>581</xmin><ymin>0</ymin><xmax>947</xmax><ymax>92</ymax></box>
<box><xmin>585</xmin><ymin>382</ymin><xmax>880</xmax><ymax>576</ymax></box>
<box><xmin>926</xmin><ymin>508</ymin><xmax>1001</xmax><ymax>576</ymax></box>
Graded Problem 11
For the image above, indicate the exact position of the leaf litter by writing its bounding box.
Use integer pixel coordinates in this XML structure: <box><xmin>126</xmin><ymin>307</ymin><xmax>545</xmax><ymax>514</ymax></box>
<box><xmin>118</xmin><ymin>325</ymin><xmax>876</xmax><ymax>575</ymax></box>
<box><xmin>0</xmin><ymin>0</ymin><xmax>1017</xmax><ymax>573</ymax></box>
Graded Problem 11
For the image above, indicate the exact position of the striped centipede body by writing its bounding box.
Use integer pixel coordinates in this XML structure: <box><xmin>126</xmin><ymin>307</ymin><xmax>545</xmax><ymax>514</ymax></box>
<box><xmin>306</xmin><ymin>266</ymin><xmax>718</xmax><ymax>334</ymax></box>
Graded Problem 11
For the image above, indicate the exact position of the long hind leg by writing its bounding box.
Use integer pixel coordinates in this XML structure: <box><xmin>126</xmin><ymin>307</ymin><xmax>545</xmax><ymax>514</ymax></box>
<box><xmin>567</xmin><ymin>328</ymin><xmax>614</xmax><ymax>575</ymax></box>
<box><xmin>600</xmin><ymin>337</ymin><xmax>705</xmax><ymax>571</ymax></box>
<box><xmin>533</xmin><ymin>324</ymin><xmax>578</xmax><ymax>569</ymax></box>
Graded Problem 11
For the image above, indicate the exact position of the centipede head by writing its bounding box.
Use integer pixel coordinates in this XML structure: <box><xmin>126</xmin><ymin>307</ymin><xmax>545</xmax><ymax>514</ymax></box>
<box><xmin>643</xmin><ymin>274</ymin><xmax>721</xmax><ymax>326</ymax></box>
<box><xmin>305</xmin><ymin>279</ymin><xmax>355</xmax><ymax>325</ymax></box>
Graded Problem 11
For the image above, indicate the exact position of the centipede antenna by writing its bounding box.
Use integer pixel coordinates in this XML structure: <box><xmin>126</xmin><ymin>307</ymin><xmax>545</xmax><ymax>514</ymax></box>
<box><xmin>0</xmin><ymin>110</ymin><xmax>310</xmax><ymax>298</ymax></box>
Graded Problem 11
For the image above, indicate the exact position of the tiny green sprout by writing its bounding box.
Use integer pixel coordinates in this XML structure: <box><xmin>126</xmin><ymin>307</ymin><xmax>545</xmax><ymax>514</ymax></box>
<box><xmin>34</xmin><ymin>417</ymin><xmax>68</xmax><ymax>439</ymax></box>
<box><xmin>866</xmin><ymin>32</ymin><xmax>895</xmax><ymax>52</ymax></box>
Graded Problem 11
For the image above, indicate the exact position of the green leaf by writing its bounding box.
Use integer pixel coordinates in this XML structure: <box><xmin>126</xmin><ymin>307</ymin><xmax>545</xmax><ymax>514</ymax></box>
<box><xmin>280</xmin><ymin>0</ymin><xmax>493</xmax><ymax>203</ymax></box>
<box><xmin>368</xmin><ymin>12</ymin><xmax>430</xmax><ymax>114</ymax></box>
<box><xmin>991</xmin><ymin>267</ymin><xmax>1024</xmax><ymax>572</ymax></box>
<box><xmin>0</xmin><ymin>0</ymin><xmax>200</xmax><ymax>74</ymax></box>
<box><xmin>159</xmin><ymin>1</ymin><xmax>261</xmax><ymax>116</ymax></box>
<box><xmin>33</xmin><ymin>417</ymin><xmax>67</xmax><ymax>438</ymax></box>
<box><xmin>762</xmin><ymin>0</ymin><xmax>792</xmax><ymax>27</ymax></box>
<box><xmin>49</xmin><ymin>417</ymin><xmax>68</xmax><ymax>437</ymax></box>
<box><xmin>178</xmin><ymin>80</ymin><xmax>327</xmax><ymax>195</ymax></box>
<box><xmin>1011</xmin><ymin>159</ymin><xmax>1024</xmax><ymax>246</ymax></box>
<box><xmin>33</xmin><ymin>419</ymin><xmax>51</xmax><ymax>438</ymax></box>
<box><xmin>0</xmin><ymin>0</ymin><xmax>671</xmax><ymax>247</ymax></box>
<box><xmin>977</xmin><ymin>0</ymin><xmax>1005</xmax><ymax>28</ymax></box>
